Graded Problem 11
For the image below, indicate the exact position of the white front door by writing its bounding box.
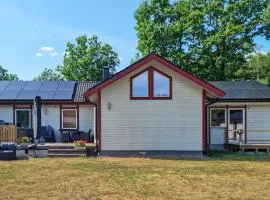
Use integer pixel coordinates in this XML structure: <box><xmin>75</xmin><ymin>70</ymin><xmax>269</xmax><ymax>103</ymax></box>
<box><xmin>228</xmin><ymin>108</ymin><xmax>245</xmax><ymax>141</ymax></box>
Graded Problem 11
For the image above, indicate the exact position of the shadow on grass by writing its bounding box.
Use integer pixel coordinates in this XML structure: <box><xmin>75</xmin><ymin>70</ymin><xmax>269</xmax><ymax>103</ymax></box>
<box><xmin>133</xmin><ymin>151</ymin><xmax>270</xmax><ymax>162</ymax></box>
<box><xmin>206</xmin><ymin>150</ymin><xmax>270</xmax><ymax>162</ymax></box>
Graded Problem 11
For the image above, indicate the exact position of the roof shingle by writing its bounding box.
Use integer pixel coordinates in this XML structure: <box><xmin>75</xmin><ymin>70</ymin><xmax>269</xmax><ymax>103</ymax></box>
<box><xmin>209</xmin><ymin>81</ymin><xmax>270</xmax><ymax>101</ymax></box>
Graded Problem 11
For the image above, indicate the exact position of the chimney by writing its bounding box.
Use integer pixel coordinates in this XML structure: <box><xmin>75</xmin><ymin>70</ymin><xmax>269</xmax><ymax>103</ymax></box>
<box><xmin>103</xmin><ymin>67</ymin><xmax>110</xmax><ymax>81</ymax></box>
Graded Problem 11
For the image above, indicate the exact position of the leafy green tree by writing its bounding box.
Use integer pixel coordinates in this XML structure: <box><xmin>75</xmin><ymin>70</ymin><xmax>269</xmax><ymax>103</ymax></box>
<box><xmin>135</xmin><ymin>0</ymin><xmax>269</xmax><ymax>81</ymax></box>
<box><xmin>0</xmin><ymin>65</ymin><xmax>19</xmax><ymax>80</ymax></box>
<box><xmin>34</xmin><ymin>67</ymin><xmax>63</xmax><ymax>81</ymax></box>
<box><xmin>130</xmin><ymin>52</ymin><xmax>142</xmax><ymax>64</ymax></box>
<box><xmin>58</xmin><ymin>35</ymin><xmax>120</xmax><ymax>81</ymax></box>
<box><xmin>236</xmin><ymin>52</ymin><xmax>270</xmax><ymax>85</ymax></box>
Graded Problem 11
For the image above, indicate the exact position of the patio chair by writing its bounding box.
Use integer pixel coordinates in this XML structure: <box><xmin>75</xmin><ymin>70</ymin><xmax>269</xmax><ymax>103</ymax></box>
<box><xmin>37</xmin><ymin>126</ymin><xmax>56</xmax><ymax>143</ymax></box>
<box><xmin>70</xmin><ymin>131</ymin><xmax>80</xmax><ymax>142</ymax></box>
<box><xmin>79</xmin><ymin>129</ymin><xmax>91</xmax><ymax>142</ymax></box>
<box><xmin>60</xmin><ymin>129</ymin><xmax>71</xmax><ymax>143</ymax></box>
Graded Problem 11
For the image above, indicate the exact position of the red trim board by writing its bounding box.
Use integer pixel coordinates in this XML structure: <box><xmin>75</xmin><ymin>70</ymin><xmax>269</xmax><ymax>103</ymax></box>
<box><xmin>97</xmin><ymin>91</ymin><xmax>102</xmax><ymax>152</ymax></box>
<box><xmin>202</xmin><ymin>90</ymin><xmax>206</xmax><ymax>152</ymax></box>
<box><xmin>84</xmin><ymin>54</ymin><xmax>225</xmax><ymax>98</ymax></box>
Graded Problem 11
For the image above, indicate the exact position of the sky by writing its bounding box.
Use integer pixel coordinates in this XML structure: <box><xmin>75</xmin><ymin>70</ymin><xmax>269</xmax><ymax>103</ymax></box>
<box><xmin>0</xmin><ymin>0</ymin><xmax>269</xmax><ymax>80</ymax></box>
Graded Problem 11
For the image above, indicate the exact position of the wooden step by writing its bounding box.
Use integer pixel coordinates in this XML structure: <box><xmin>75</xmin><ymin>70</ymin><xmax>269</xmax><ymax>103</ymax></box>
<box><xmin>47</xmin><ymin>153</ymin><xmax>86</xmax><ymax>158</ymax></box>
<box><xmin>48</xmin><ymin>149</ymin><xmax>86</xmax><ymax>154</ymax></box>
<box><xmin>45</xmin><ymin>145</ymin><xmax>75</xmax><ymax>150</ymax></box>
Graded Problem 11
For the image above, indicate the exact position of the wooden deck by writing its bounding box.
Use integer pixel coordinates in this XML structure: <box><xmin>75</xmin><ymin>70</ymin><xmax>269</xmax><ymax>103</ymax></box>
<box><xmin>45</xmin><ymin>143</ymin><xmax>96</xmax><ymax>148</ymax></box>
<box><xmin>226</xmin><ymin>143</ymin><xmax>270</xmax><ymax>154</ymax></box>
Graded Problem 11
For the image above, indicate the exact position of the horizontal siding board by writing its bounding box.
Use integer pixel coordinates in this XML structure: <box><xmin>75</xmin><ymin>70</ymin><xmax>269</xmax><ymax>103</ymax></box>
<box><xmin>247</xmin><ymin>106</ymin><xmax>270</xmax><ymax>141</ymax></box>
<box><xmin>101</xmin><ymin>60</ymin><xmax>202</xmax><ymax>151</ymax></box>
<box><xmin>79</xmin><ymin>105</ymin><xmax>94</xmax><ymax>132</ymax></box>
<box><xmin>0</xmin><ymin>106</ymin><xmax>13</xmax><ymax>123</ymax></box>
<box><xmin>41</xmin><ymin>105</ymin><xmax>61</xmax><ymax>142</ymax></box>
<box><xmin>210</xmin><ymin>127</ymin><xmax>225</xmax><ymax>144</ymax></box>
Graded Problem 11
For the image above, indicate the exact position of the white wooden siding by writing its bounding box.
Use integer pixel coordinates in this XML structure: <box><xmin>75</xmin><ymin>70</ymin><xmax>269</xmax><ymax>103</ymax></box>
<box><xmin>247</xmin><ymin>105</ymin><xmax>270</xmax><ymax>142</ymax></box>
<box><xmin>79</xmin><ymin>105</ymin><xmax>94</xmax><ymax>133</ymax></box>
<box><xmin>210</xmin><ymin>127</ymin><xmax>225</xmax><ymax>144</ymax></box>
<box><xmin>101</xmin><ymin>60</ymin><xmax>203</xmax><ymax>151</ymax></box>
<box><xmin>41</xmin><ymin>105</ymin><xmax>61</xmax><ymax>142</ymax></box>
<box><xmin>0</xmin><ymin>105</ymin><xmax>13</xmax><ymax>123</ymax></box>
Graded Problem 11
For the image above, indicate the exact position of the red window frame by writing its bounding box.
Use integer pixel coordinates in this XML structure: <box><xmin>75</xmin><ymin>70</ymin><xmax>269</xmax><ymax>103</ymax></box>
<box><xmin>130</xmin><ymin>66</ymin><xmax>172</xmax><ymax>100</ymax></box>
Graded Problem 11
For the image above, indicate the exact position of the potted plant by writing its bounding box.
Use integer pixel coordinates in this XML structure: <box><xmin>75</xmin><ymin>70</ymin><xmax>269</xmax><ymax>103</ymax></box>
<box><xmin>73</xmin><ymin>140</ymin><xmax>87</xmax><ymax>150</ymax></box>
<box><xmin>19</xmin><ymin>136</ymin><xmax>30</xmax><ymax>147</ymax></box>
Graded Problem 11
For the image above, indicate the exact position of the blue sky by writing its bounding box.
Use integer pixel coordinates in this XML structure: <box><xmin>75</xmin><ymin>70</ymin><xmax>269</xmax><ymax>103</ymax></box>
<box><xmin>0</xmin><ymin>0</ymin><xmax>269</xmax><ymax>80</ymax></box>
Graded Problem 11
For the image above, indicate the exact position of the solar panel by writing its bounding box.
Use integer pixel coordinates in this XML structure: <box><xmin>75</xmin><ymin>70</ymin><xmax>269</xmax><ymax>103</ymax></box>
<box><xmin>40</xmin><ymin>81</ymin><xmax>59</xmax><ymax>90</ymax></box>
<box><xmin>53</xmin><ymin>90</ymin><xmax>73</xmax><ymax>100</ymax></box>
<box><xmin>23</xmin><ymin>81</ymin><xmax>43</xmax><ymax>90</ymax></box>
<box><xmin>0</xmin><ymin>81</ymin><xmax>10</xmax><ymax>91</ymax></box>
<box><xmin>0</xmin><ymin>81</ymin><xmax>78</xmax><ymax>101</ymax></box>
<box><xmin>16</xmin><ymin>90</ymin><xmax>38</xmax><ymax>100</ymax></box>
<box><xmin>57</xmin><ymin>81</ymin><xmax>75</xmax><ymax>90</ymax></box>
<box><xmin>0</xmin><ymin>90</ymin><xmax>20</xmax><ymax>99</ymax></box>
<box><xmin>5</xmin><ymin>81</ymin><xmax>26</xmax><ymax>90</ymax></box>
<box><xmin>37</xmin><ymin>90</ymin><xmax>56</xmax><ymax>99</ymax></box>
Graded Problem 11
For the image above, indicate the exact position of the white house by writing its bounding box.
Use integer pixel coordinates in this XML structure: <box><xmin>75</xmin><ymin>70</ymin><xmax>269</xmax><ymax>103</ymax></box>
<box><xmin>1</xmin><ymin>54</ymin><xmax>270</xmax><ymax>156</ymax></box>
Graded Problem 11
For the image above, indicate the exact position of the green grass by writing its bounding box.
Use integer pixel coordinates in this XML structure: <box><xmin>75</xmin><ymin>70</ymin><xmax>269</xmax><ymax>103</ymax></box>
<box><xmin>0</xmin><ymin>152</ymin><xmax>270</xmax><ymax>200</ymax></box>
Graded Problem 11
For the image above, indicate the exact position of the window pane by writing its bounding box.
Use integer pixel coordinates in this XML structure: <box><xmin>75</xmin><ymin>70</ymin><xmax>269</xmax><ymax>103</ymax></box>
<box><xmin>16</xmin><ymin>110</ymin><xmax>30</xmax><ymax>128</ymax></box>
<box><xmin>230</xmin><ymin>110</ymin><xmax>243</xmax><ymax>124</ymax></box>
<box><xmin>63</xmin><ymin>110</ymin><xmax>77</xmax><ymax>129</ymax></box>
<box><xmin>211</xmin><ymin>109</ymin><xmax>225</xmax><ymax>127</ymax></box>
<box><xmin>132</xmin><ymin>71</ymin><xmax>148</xmax><ymax>97</ymax></box>
<box><xmin>154</xmin><ymin>71</ymin><xmax>169</xmax><ymax>97</ymax></box>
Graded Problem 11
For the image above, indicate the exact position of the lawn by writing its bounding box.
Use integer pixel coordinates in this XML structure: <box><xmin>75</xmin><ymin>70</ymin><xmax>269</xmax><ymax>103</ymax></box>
<box><xmin>0</xmin><ymin>152</ymin><xmax>270</xmax><ymax>200</ymax></box>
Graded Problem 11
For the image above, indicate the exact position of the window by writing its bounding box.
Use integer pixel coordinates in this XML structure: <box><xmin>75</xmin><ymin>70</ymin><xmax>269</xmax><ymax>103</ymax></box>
<box><xmin>130</xmin><ymin>67</ymin><xmax>172</xmax><ymax>99</ymax></box>
<box><xmin>62</xmin><ymin>109</ymin><xmax>77</xmax><ymax>129</ymax></box>
<box><xmin>154</xmin><ymin>71</ymin><xmax>170</xmax><ymax>97</ymax></box>
<box><xmin>211</xmin><ymin>109</ymin><xmax>226</xmax><ymax>127</ymax></box>
<box><xmin>131</xmin><ymin>70</ymin><xmax>149</xmax><ymax>97</ymax></box>
<box><xmin>229</xmin><ymin>109</ymin><xmax>243</xmax><ymax>124</ymax></box>
<box><xmin>15</xmin><ymin>109</ymin><xmax>31</xmax><ymax>128</ymax></box>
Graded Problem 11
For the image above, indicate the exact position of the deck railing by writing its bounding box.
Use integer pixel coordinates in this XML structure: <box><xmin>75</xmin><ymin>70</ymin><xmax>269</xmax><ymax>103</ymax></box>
<box><xmin>0</xmin><ymin>125</ymin><xmax>17</xmax><ymax>142</ymax></box>
<box><xmin>225</xmin><ymin>129</ymin><xmax>270</xmax><ymax>144</ymax></box>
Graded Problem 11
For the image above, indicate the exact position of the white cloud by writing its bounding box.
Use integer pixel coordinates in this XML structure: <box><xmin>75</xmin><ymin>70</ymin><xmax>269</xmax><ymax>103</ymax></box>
<box><xmin>35</xmin><ymin>52</ymin><xmax>43</xmax><ymax>57</ymax></box>
<box><xmin>36</xmin><ymin>46</ymin><xmax>58</xmax><ymax>57</ymax></box>
<box><xmin>40</xmin><ymin>46</ymin><xmax>54</xmax><ymax>53</ymax></box>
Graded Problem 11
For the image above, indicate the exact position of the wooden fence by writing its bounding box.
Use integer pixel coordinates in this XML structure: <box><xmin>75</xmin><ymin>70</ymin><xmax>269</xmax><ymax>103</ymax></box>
<box><xmin>0</xmin><ymin>125</ymin><xmax>17</xmax><ymax>142</ymax></box>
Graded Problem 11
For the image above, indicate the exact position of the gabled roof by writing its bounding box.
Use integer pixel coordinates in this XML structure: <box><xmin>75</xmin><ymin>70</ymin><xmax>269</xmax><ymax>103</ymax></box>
<box><xmin>209</xmin><ymin>81</ymin><xmax>270</xmax><ymax>101</ymax></box>
<box><xmin>84</xmin><ymin>54</ymin><xmax>225</xmax><ymax>97</ymax></box>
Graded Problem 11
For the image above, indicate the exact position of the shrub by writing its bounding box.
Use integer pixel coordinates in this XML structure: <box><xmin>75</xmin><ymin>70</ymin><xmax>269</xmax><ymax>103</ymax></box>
<box><xmin>73</xmin><ymin>140</ymin><xmax>87</xmax><ymax>148</ymax></box>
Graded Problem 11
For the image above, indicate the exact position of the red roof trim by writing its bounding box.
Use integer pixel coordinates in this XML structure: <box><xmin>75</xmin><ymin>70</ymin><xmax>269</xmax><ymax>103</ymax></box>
<box><xmin>84</xmin><ymin>54</ymin><xmax>225</xmax><ymax>98</ymax></box>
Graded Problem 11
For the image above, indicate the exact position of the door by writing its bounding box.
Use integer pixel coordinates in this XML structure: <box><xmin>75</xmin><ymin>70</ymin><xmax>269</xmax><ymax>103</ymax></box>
<box><xmin>228</xmin><ymin>108</ymin><xmax>245</xmax><ymax>142</ymax></box>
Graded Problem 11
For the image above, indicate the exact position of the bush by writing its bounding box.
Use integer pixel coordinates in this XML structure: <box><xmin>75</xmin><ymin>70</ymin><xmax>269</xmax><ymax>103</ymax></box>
<box><xmin>73</xmin><ymin>140</ymin><xmax>87</xmax><ymax>148</ymax></box>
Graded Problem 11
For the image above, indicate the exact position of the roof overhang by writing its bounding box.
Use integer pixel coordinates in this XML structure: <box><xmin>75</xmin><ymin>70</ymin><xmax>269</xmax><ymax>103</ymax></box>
<box><xmin>84</xmin><ymin>54</ymin><xmax>225</xmax><ymax>98</ymax></box>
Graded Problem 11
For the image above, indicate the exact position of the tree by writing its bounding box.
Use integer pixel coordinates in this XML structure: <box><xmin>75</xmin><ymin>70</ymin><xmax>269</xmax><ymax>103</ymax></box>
<box><xmin>34</xmin><ymin>67</ymin><xmax>63</xmax><ymax>81</ymax></box>
<box><xmin>236</xmin><ymin>52</ymin><xmax>270</xmax><ymax>85</ymax></box>
<box><xmin>135</xmin><ymin>0</ymin><xmax>269</xmax><ymax>81</ymax></box>
<box><xmin>0</xmin><ymin>65</ymin><xmax>19</xmax><ymax>80</ymax></box>
<box><xmin>130</xmin><ymin>52</ymin><xmax>142</xmax><ymax>64</ymax></box>
<box><xmin>58</xmin><ymin>35</ymin><xmax>120</xmax><ymax>81</ymax></box>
